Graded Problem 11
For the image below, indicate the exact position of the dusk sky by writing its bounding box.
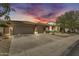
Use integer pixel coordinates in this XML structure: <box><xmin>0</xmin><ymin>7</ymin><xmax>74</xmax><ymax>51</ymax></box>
<box><xmin>8</xmin><ymin>3</ymin><xmax>79</xmax><ymax>23</ymax></box>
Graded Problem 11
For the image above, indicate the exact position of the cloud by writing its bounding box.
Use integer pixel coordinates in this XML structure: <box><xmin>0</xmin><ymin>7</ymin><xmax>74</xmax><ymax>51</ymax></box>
<box><xmin>25</xmin><ymin>3</ymin><xmax>65</xmax><ymax>18</ymax></box>
<box><xmin>10</xmin><ymin>3</ymin><xmax>66</xmax><ymax>22</ymax></box>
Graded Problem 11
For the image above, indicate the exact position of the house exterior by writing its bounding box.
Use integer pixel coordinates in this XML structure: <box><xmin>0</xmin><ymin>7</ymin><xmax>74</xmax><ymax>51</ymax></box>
<box><xmin>2</xmin><ymin>17</ymin><xmax>59</xmax><ymax>38</ymax></box>
<box><xmin>2</xmin><ymin>21</ymin><xmax>49</xmax><ymax>37</ymax></box>
<box><xmin>12</xmin><ymin>21</ymin><xmax>48</xmax><ymax>35</ymax></box>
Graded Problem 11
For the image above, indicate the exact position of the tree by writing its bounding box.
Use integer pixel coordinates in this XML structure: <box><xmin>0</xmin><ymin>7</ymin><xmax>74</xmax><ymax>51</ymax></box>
<box><xmin>57</xmin><ymin>15</ymin><xmax>66</xmax><ymax>32</ymax></box>
<box><xmin>56</xmin><ymin>10</ymin><xmax>79</xmax><ymax>33</ymax></box>
<box><xmin>0</xmin><ymin>3</ymin><xmax>15</xmax><ymax>38</ymax></box>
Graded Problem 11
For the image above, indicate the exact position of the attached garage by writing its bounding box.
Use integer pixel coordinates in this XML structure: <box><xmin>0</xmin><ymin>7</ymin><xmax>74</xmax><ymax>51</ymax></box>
<box><xmin>13</xmin><ymin>21</ymin><xmax>35</xmax><ymax>34</ymax></box>
<box><xmin>12</xmin><ymin>21</ymin><xmax>48</xmax><ymax>35</ymax></box>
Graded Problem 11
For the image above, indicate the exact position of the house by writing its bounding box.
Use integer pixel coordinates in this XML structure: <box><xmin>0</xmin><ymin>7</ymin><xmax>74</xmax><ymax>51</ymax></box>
<box><xmin>3</xmin><ymin>20</ymin><xmax>49</xmax><ymax>38</ymax></box>
<box><xmin>12</xmin><ymin>21</ymin><xmax>49</xmax><ymax>35</ymax></box>
<box><xmin>3</xmin><ymin>17</ymin><xmax>58</xmax><ymax>38</ymax></box>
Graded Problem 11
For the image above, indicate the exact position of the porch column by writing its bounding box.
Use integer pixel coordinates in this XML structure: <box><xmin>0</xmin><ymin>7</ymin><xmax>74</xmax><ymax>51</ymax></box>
<box><xmin>3</xmin><ymin>26</ymin><xmax>13</xmax><ymax>39</ymax></box>
<box><xmin>3</xmin><ymin>27</ymin><xmax>10</xmax><ymax>39</ymax></box>
<box><xmin>43</xmin><ymin>26</ymin><xmax>48</xmax><ymax>33</ymax></box>
<box><xmin>34</xmin><ymin>25</ymin><xmax>38</xmax><ymax>34</ymax></box>
<box><xmin>49</xmin><ymin>26</ymin><xmax>52</xmax><ymax>31</ymax></box>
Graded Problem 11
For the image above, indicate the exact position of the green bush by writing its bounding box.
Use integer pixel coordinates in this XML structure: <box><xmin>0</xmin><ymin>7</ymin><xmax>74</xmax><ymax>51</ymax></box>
<box><xmin>0</xmin><ymin>23</ymin><xmax>9</xmax><ymax>27</ymax></box>
<box><xmin>46</xmin><ymin>30</ymin><xmax>58</xmax><ymax>34</ymax></box>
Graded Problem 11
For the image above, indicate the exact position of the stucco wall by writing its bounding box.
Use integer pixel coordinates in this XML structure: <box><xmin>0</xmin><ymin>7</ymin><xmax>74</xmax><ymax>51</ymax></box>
<box><xmin>37</xmin><ymin>26</ymin><xmax>45</xmax><ymax>33</ymax></box>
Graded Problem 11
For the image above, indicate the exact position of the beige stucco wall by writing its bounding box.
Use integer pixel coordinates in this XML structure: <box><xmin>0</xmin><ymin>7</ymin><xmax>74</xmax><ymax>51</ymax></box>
<box><xmin>37</xmin><ymin>25</ymin><xmax>45</xmax><ymax>33</ymax></box>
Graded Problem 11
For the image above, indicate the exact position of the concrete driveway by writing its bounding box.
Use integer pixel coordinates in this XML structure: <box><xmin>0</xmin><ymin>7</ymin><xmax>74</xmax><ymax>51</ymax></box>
<box><xmin>9</xmin><ymin>34</ymin><xmax>79</xmax><ymax>56</ymax></box>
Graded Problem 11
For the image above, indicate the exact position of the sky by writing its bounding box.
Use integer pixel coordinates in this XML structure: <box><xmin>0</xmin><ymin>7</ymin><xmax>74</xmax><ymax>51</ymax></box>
<box><xmin>8</xmin><ymin>3</ymin><xmax>79</xmax><ymax>23</ymax></box>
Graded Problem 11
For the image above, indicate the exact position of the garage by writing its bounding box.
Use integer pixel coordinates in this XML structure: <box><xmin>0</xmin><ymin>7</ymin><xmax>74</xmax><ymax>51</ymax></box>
<box><xmin>13</xmin><ymin>21</ymin><xmax>35</xmax><ymax>34</ymax></box>
<box><xmin>12</xmin><ymin>21</ymin><xmax>48</xmax><ymax>35</ymax></box>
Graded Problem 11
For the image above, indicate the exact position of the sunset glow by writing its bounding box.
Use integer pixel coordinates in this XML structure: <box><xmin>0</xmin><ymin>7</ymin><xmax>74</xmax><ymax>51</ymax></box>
<box><xmin>9</xmin><ymin>3</ymin><xmax>79</xmax><ymax>23</ymax></box>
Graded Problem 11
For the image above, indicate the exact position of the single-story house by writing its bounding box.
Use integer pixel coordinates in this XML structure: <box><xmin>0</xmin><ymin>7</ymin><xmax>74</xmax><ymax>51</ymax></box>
<box><xmin>1</xmin><ymin>17</ymin><xmax>59</xmax><ymax>38</ymax></box>
<box><xmin>12</xmin><ymin>21</ymin><xmax>49</xmax><ymax>35</ymax></box>
<box><xmin>2</xmin><ymin>20</ymin><xmax>50</xmax><ymax>38</ymax></box>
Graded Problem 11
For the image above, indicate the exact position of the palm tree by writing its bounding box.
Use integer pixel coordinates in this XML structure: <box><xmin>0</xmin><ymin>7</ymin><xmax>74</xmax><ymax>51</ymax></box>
<box><xmin>0</xmin><ymin>3</ymin><xmax>15</xmax><ymax>17</ymax></box>
<box><xmin>0</xmin><ymin>3</ymin><xmax>15</xmax><ymax>38</ymax></box>
<box><xmin>0</xmin><ymin>3</ymin><xmax>14</xmax><ymax>26</ymax></box>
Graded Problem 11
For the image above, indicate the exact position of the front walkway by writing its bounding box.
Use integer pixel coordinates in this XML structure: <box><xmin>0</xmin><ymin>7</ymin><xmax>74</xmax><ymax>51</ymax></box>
<box><xmin>9</xmin><ymin>34</ymin><xmax>79</xmax><ymax>56</ymax></box>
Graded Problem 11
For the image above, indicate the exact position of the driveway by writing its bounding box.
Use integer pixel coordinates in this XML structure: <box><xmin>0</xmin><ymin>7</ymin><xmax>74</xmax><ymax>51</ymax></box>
<box><xmin>9</xmin><ymin>34</ymin><xmax>79</xmax><ymax>56</ymax></box>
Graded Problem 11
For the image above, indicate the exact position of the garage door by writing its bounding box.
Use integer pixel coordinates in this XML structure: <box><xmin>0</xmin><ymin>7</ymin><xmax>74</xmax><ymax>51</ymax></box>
<box><xmin>13</xmin><ymin>22</ymin><xmax>35</xmax><ymax>34</ymax></box>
